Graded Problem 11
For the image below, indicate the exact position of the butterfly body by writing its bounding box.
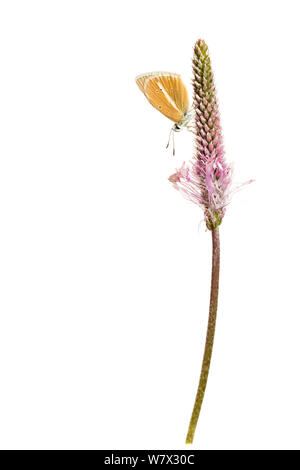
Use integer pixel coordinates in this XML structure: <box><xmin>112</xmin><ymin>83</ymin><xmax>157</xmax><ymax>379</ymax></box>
<box><xmin>173</xmin><ymin>111</ymin><xmax>194</xmax><ymax>130</ymax></box>
<box><xmin>136</xmin><ymin>71</ymin><xmax>193</xmax><ymax>154</ymax></box>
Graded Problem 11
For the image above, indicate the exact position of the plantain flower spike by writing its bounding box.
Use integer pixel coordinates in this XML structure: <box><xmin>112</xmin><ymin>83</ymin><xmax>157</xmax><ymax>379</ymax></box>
<box><xmin>169</xmin><ymin>39</ymin><xmax>232</xmax><ymax>230</ymax></box>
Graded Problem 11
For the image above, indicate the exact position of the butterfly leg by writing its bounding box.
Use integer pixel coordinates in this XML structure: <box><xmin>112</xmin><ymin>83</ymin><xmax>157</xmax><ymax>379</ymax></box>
<box><xmin>166</xmin><ymin>127</ymin><xmax>173</xmax><ymax>151</ymax></box>
<box><xmin>166</xmin><ymin>126</ymin><xmax>177</xmax><ymax>156</ymax></box>
<box><xmin>172</xmin><ymin>129</ymin><xmax>175</xmax><ymax>156</ymax></box>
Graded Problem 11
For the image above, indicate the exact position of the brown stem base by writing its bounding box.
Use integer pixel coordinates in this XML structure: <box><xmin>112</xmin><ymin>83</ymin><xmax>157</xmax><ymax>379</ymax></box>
<box><xmin>185</xmin><ymin>227</ymin><xmax>220</xmax><ymax>444</ymax></box>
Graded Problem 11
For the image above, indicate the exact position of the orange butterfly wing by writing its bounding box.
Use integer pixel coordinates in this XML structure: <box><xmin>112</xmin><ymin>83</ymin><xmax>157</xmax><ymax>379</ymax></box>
<box><xmin>136</xmin><ymin>72</ymin><xmax>189</xmax><ymax>123</ymax></box>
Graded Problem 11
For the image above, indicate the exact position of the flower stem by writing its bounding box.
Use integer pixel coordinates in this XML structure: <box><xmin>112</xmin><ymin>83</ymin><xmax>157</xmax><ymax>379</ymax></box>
<box><xmin>185</xmin><ymin>227</ymin><xmax>220</xmax><ymax>444</ymax></box>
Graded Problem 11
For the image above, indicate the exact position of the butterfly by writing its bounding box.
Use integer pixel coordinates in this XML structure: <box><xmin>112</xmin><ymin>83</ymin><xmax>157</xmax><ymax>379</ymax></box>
<box><xmin>135</xmin><ymin>72</ymin><xmax>194</xmax><ymax>155</ymax></box>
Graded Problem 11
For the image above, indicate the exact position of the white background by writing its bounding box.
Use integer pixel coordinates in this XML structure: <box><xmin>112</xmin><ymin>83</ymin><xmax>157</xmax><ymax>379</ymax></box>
<box><xmin>0</xmin><ymin>0</ymin><xmax>299</xmax><ymax>450</ymax></box>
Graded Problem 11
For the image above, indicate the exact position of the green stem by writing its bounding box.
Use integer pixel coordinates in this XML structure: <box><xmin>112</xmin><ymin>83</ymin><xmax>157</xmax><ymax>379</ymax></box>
<box><xmin>185</xmin><ymin>227</ymin><xmax>220</xmax><ymax>444</ymax></box>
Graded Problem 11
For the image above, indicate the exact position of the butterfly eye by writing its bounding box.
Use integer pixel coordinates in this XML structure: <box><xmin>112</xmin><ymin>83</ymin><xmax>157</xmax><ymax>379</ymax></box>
<box><xmin>158</xmin><ymin>105</ymin><xmax>162</xmax><ymax>109</ymax></box>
